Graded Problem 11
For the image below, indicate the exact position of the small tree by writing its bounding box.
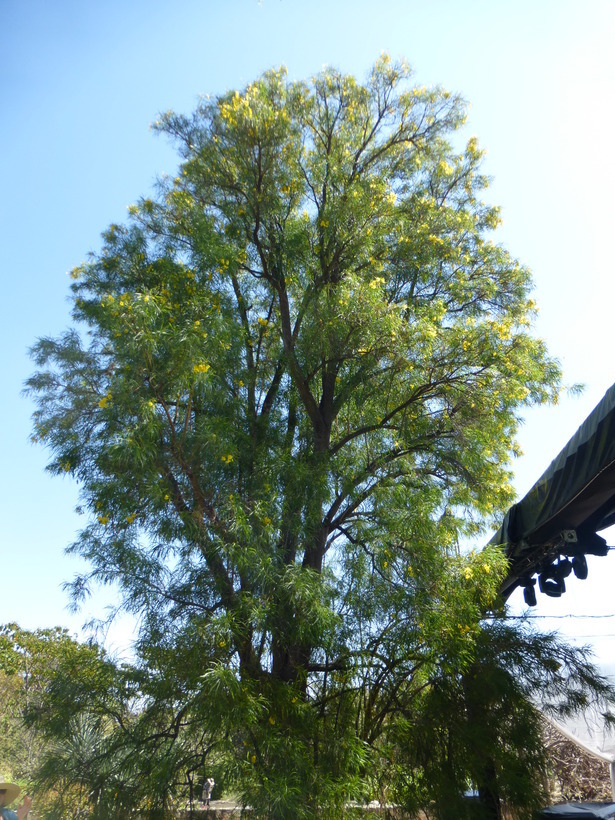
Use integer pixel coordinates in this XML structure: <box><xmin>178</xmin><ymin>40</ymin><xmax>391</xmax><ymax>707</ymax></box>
<box><xmin>28</xmin><ymin>57</ymin><xmax>564</xmax><ymax>815</ymax></box>
<box><xmin>0</xmin><ymin>624</ymin><xmax>119</xmax><ymax>817</ymax></box>
<box><xmin>390</xmin><ymin>618</ymin><xmax>615</xmax><ymax>819</ymax></box>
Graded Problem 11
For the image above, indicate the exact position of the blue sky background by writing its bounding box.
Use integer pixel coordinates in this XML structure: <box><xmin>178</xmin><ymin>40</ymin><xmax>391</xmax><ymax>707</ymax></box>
<box><xmin>2</xmin><ymin>0</ymin><xmax>615</xmax><ymax>662</ymax></box>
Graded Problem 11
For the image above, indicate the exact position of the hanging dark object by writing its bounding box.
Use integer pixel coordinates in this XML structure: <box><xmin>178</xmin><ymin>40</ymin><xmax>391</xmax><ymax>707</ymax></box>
<box><xmin>490</xmin><ymin>383</ymin><xmax>615</xmax><ymax>601</ymax></box>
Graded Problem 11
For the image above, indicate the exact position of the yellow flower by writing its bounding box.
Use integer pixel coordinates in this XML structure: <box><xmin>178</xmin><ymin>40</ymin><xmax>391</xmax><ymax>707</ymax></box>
<box><xmin>268</xmin><ymin>715</ymin><xmax>276</xmax><ymax>725</ymax></box>
<box><xmin>193</xmin><ymin>363</ymin><xmax>211</xmax><ymax>374</ymax></box>
<box><xmin>97</xmin><ymin>515</ymin><xmax>109</xmax><ymax>525</ymax></box>
<box><xmin>221</xmin><ymin>454</ymin><xmax>234</xmax><ymax>464</ymax></box>
<box><xmin>126</xmin><ymin>513</ymin><xmax>136</xmax><ymax>524</ymax></box>
<box><xmin>263</xmin><ymin>516</ymin><xmax>272</xmax><ymax>525</ymax></box>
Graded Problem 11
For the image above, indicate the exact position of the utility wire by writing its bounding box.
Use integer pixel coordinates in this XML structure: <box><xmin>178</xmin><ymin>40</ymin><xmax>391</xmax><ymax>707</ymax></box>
<box><xmin>506</xmin><ymin>613</ymin><xmax>615</xmax><ymax>620</ymax></box>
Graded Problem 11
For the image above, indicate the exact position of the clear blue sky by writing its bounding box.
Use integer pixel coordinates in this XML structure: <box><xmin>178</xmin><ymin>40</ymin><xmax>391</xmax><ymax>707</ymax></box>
<box><xmin>2</xmin><ymin>0</ymin><xmax>615</xmax><ymax>661</ymax></box>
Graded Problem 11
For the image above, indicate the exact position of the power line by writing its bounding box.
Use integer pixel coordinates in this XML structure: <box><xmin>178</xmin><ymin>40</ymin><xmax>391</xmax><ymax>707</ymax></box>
<box><xmin>506</xmin><ymin>613</ymin><xmax>615</xmax><ymax>620</ymax></box>
<box><xmin>503</xmin><ymin>612</ymin><xmax>615</xmax><ymax>639</ymax></box>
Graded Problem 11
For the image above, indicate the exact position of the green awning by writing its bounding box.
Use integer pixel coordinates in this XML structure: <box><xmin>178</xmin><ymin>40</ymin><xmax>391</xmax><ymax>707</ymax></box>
<box><xmin>492</xmin><ymin>383</ymin><xmax>615</xmax><ymax>599</ymax></box>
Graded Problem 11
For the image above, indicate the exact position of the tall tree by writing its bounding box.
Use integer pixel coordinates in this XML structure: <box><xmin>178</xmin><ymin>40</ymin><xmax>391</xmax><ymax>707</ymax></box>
<box><xmin>28</xmin><ymin>57</ymin><xmax>563</xmax><ymax>815</ymax></box>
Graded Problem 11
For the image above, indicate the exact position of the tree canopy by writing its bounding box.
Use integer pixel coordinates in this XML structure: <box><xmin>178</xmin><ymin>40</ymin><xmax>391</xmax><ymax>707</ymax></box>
<box><xmin>28</xmin><ymin>57</ymin><xmax>573</xmax><ymax>816</ymax></box>
<box><xmin>0</xmin><ymin>623</ymin><xmax>118</xmax><ymax>818</ymax></box>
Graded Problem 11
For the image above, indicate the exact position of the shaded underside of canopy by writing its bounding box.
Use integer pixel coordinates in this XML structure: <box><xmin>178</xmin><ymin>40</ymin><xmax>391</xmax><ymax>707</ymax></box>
<box><xmin>492</xmin><ymin>383</ymin><xmax>615</xmax><ymax>599</ymax></box>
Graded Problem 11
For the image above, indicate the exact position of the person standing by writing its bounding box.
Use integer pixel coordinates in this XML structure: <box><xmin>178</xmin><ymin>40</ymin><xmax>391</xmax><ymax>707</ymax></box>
<box><xmin>0</xmin><ymin>778</ymin><xmax>32</xmax><ymax>820</ymax></box>
<box><xmin>202</xmin><ymin>776</ymin><xmax>215</xmax><ymax>808</ymax></box>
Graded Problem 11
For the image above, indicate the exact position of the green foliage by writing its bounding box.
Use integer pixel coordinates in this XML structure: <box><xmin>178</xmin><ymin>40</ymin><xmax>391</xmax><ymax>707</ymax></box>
<box><xmin>385</xmin><ymin>618</ymin><xmax>615</xmax><ymax>819</ymax></box>
<box><xmin>0</xmin><ymin>624</ymin><xmax>117</xmax><ymax>817</ymax></box>
<box><xmin>26</xmin><ymin>56</ymin><xmax>572</xmax><ymax>815</ymax></box>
